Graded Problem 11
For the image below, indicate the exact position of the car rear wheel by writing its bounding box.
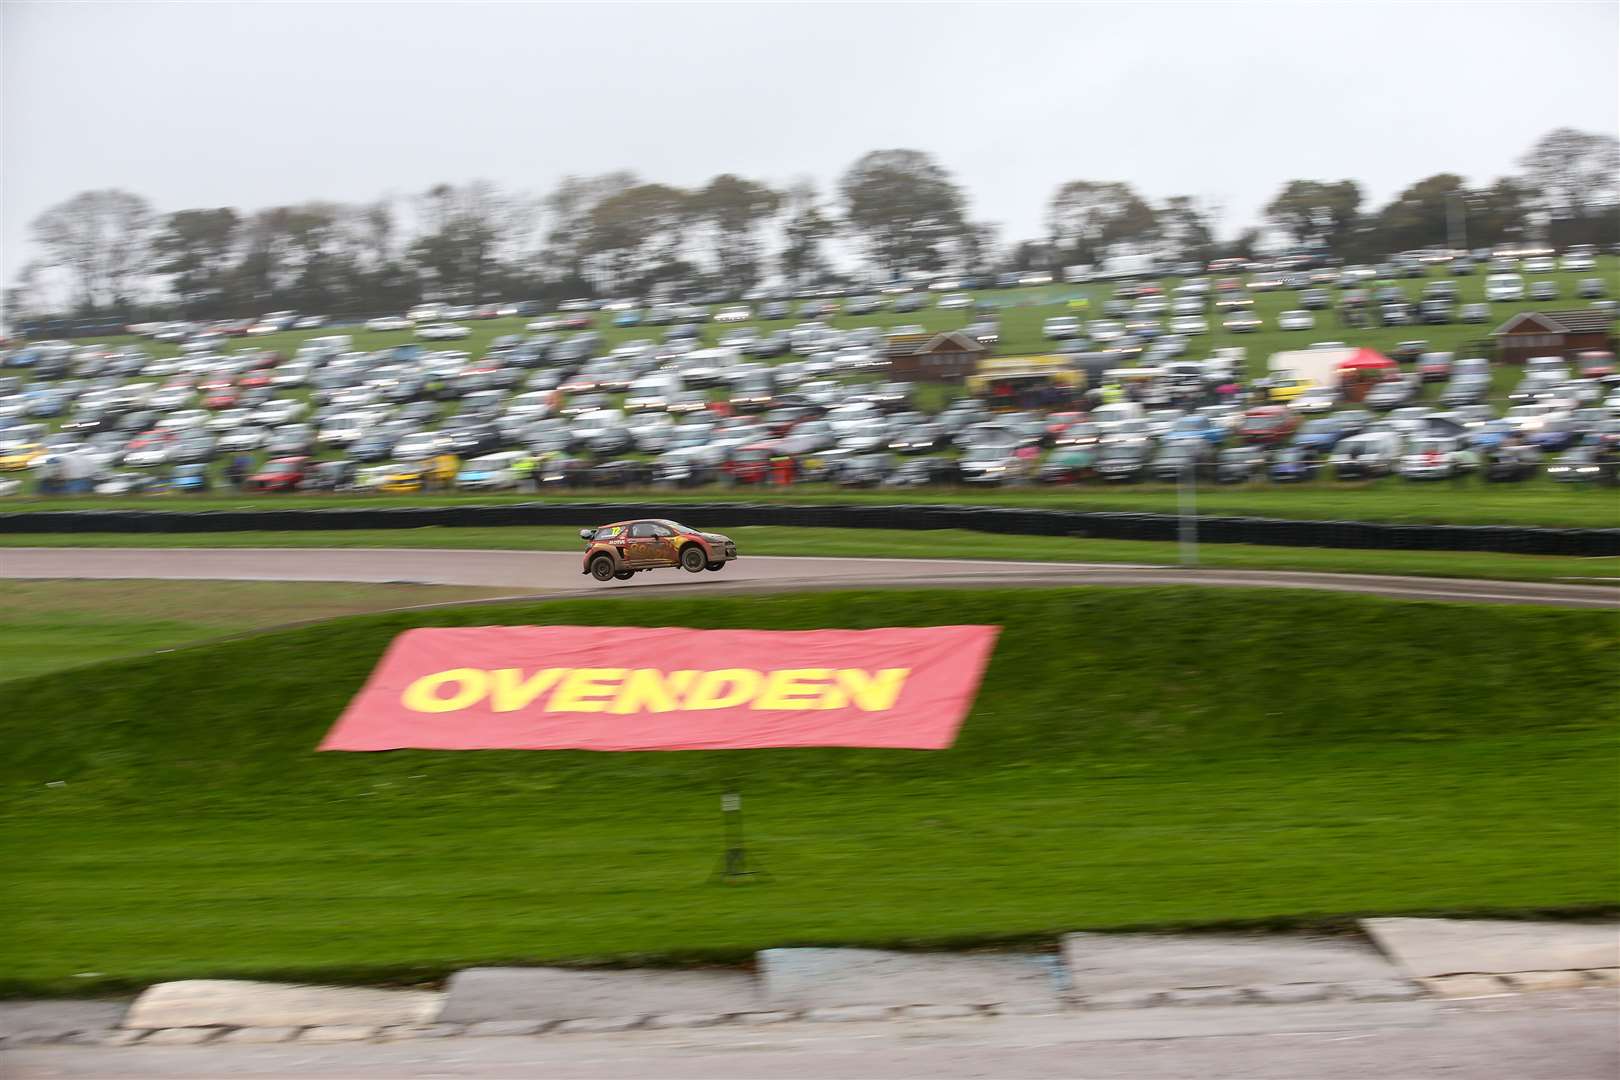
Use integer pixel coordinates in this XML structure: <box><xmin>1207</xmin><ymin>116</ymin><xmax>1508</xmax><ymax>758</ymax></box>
<box><xmin>680</xmin><ymin>545</ymin><xmax>707</xmax><ymax>573</ymax></box>
<box><xmin>590</xmin><ymin>555</ymin><xmax>617</xmax><ymax>582</ymax></box>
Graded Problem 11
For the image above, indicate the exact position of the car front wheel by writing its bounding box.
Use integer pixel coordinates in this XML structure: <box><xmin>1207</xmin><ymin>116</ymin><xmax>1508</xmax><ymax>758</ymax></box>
<box><xmin>590</xmin><ymin>555</ymin><xmax>617</xmax><ymax>582</ymax></box>
<box><xmin>705</xmin><ymin>562</ymin><xmax>725</xmax><ymax>572</ymax></box>
<box><xmin>680</xmin><ymin>545</ymin><xmax>707</xmax><ymax>573</ymax></box>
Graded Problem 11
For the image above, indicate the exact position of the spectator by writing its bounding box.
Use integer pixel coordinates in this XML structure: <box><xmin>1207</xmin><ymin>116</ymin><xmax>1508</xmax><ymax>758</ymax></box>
<box><xmin>226</xmin><ymin>454</ymin><xmax>252</xmax><ymax>490</ymax></box>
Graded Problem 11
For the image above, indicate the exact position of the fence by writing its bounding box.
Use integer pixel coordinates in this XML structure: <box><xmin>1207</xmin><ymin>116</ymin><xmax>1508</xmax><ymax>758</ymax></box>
<box><xmin>2</xmin><ymin>502</ymin><xmax>1616</xmax><ymax>557</ymax></box>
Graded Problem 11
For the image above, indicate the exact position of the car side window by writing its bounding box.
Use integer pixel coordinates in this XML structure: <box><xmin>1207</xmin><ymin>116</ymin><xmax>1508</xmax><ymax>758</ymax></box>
<box><xmin>629</xmin><ymin>522</ymin><xmax>657</xmax><ymax>538</ymax></box>
<box><xmin>647</xmin><ymin>524</ymin><xmax>674</xmax><ymax>538</ymax></box>
<box><xmin>597</xmin><ymin>526</ymin><xmax>624</xmax><ymax>540</ymax></box>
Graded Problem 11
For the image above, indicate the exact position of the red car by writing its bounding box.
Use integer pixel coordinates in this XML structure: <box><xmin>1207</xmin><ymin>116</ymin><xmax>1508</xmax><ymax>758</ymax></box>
<box><xmin>1238</xmin><ymin>406</ymin><xmax>1300</xmax><ymax>446</ymax></box>
<box><xmin>579</xmin><ymin>519</ymin><xmax>738</xmax><ymax>582</ymax></box>
<box><xmin>245</xmin><ymin>456</ymin><xmax>310</xmax><ymax>492</ymax></box>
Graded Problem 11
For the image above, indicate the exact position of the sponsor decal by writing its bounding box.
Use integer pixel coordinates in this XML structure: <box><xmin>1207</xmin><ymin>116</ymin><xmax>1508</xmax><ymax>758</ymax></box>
<box><xmin>321</xmin><ymin>624</ymin><xmax>999</xmax><ymax>751</ymax></box>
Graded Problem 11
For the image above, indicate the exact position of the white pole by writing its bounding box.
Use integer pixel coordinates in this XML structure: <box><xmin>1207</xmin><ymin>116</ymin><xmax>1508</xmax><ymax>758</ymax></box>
<box><xmin>1179</xmin><ymin>456</ymin><xmax>1198</xmax><ymax>566</ymax></box>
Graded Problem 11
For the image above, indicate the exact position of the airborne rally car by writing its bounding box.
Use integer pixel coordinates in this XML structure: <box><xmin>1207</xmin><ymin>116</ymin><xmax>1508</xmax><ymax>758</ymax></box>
<box><xmin>580</xmin><ymin>519</ymin><xmax>739</xmax><ymax>582</ymax></box>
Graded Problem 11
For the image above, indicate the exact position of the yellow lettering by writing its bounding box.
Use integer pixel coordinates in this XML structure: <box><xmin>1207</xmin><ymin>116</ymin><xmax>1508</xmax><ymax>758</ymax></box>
<box><xmin>401</xmin><ymin>668</ymin><xmax>489</xmax><ymax>713</ymax></box>
<box><xmin>545</xmin><ymin>668</ymin><xmax>626</xmax><ymax>712</ymax></box>
<box><xmin>836</xmin><ymin>668</ymin><xmax>910</xmax><ymax>711</ymax></box>
<box><xmin>753</xmin><ymin>668</ymin><xmax>836</xmax><ymax>710</ymax></box>
<box><xmin>608</xmin><ymin>669</ymin><xmax>699</xmax><ymax>714</ymax></box>
<box><xmin>684</xmin><ymin>669</ymin><xmax>764</xmax><ymax>710</ymax></box>
<box><xmin>489</xmin><ymin>668</ymin><xmax>565</xmax><ymax>712</ymax></box>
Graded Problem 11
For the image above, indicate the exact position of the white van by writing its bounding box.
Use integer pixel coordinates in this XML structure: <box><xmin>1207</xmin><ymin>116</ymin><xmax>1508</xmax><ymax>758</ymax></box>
<box><xmin>1485</xmin><ymin>273</ymin><xmax>1525</xmax><ymax>302</ymax></box>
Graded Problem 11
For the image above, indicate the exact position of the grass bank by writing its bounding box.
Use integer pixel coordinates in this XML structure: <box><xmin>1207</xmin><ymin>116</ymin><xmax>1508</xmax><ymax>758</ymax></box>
<box><xmin>3</xmin><ymin>588</ymin><xmax>1615</xmax><ymax>997</ymax></box>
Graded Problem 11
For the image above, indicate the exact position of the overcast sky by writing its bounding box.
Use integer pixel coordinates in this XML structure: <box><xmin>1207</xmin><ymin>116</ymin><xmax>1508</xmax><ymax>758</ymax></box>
<box><xmin>4</xmin><ymin>1</ymin><xmax>1617</xmax><ymax>287</ymax></box>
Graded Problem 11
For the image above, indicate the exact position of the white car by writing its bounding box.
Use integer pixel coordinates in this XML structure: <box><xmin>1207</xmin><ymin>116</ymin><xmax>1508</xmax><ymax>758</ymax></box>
<box><xmin>365</xmin><ymin>316</ymin><xmax>412</xmax><ymax>332</ymax></box>
<box><xmin>406</xmin><ymin>303</ymin><xmax>444</xmax><ymax>322</ymax></box>
<box><xmin>714</xmin><ymin>306</ymin><xmax>752</xmax><ymax>324</ymax></box>
<box><xmin>1523</xmin><ymin>256</ymin><xmax>1557</xmax><ymax>274</ymax></box>
<box><xmin>1293</xmin><ymin>388</ymin><xmax>1339</xmax><ymax>414</ymax></box>
<box><xmin>526</xmin><ymin>317</ymin><xmax>561</xmax><ymax>332</ymax></box>
<box><xmin>455</xmin><ymin>451</ymin><xmax>526</xmax><ymax>491</ymax></box>
<box><xmin>416</xmin><ymin>322</ymin><xmax>470</xmax><ymax>341</ymax></box>
<box><xmin>1278</xmin><ymin>309</ymin><xmax>1315</xmax><ymax>331</ymax></box>
<box><xmin>1562</xmin><ymin>253</ymin><xmax>1595</xmax><ymax>272</ymax></box>
<box><xmin>218</xmin><ymin>427</ymin><xmax>267</xmax><ymax>452</ymax></box>
<box><xmin>1169</xmin><ymin>315</ymin><xmax>1208</xmax><ymax>336</ymax></box>
<box><xmin>1485</xmin><ymin>273</ymin><xmax>1525</xmax><ymax>302</ymax></box>
<box><xmin>939</xmin><ymin>293</ymin><xmax>974</xmax><ymax>310</ymax></box>
<box><xmin>122</xmin><ymin>444</ymin><xmax>174</xmax><ymax>467</ymax></box>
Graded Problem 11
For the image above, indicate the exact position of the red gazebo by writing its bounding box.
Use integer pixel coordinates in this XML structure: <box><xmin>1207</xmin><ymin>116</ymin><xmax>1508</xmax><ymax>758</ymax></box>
<box><xmin>1336</xmin><ymin>348</ymin><xmax>1397</xmax><ymax>402</ymax></box>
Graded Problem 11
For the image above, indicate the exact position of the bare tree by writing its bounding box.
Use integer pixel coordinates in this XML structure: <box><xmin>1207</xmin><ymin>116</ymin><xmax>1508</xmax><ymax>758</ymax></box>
<box><xmin>29</xmin><ymin>189</ymin><xmax>155</xmax><ymax>313</ymax></box>
<box><xmin>1517</xmin><ymin>127</ymin><xmax>1620</xmax><ymax>222</ymax></box>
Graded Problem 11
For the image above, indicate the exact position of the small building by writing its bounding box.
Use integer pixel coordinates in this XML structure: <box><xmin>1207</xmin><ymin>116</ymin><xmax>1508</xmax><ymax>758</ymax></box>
<box><xmin>883</xmin><ymin>330</ymin><xmax>987</xmax><ymax>382</ymax></box>
<box><xmin>1492</xmin><ymin>309</ymin><xmax>1616</xmax><ymax>365</ymax></box>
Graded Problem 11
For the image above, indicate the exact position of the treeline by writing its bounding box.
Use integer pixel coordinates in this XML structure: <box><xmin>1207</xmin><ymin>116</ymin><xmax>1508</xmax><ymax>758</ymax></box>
<box><xmin>10</xmin><ymin>127</ymin><xmax>1616</xmax><ymax>322</ymax></box>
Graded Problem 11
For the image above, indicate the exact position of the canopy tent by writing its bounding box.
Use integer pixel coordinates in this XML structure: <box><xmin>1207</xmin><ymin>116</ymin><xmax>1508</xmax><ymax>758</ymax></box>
<box><xmin>1335</xmin><ymin>348</ymin><xmax>1398</xmax><ymax>402</ymax></box>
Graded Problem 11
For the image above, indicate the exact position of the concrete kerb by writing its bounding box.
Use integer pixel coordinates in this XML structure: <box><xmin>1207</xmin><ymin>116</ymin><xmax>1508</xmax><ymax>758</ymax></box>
<box><xmin>25</xmin><ymin>973</ymin><xmax>1620</xmax><ymax>1050</ymax></box>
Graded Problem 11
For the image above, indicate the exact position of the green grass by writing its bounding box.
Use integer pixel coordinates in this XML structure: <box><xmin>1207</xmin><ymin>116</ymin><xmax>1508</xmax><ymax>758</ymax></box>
<box><xmin>0</xmin><ymin>579</ymin><xmax>515</xmax><ymax>682</ymax></box>
<box><xmin>3</xmin><ymin>587</ymin><xmax>1615</xmax><ymax>996</ymax></box>
<box><xmin>3</xmin><ymin>525</ymin><xmax>1615</xmax><ymax>584</ymax></box>
<box><xmin>8</xmin><ymin>476</ymin><xmax>1620</xmax><ymax>527</ymax></box>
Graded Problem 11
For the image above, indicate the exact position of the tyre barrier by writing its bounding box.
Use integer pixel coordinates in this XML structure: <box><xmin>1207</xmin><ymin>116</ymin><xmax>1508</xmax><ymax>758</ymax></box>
<box><xmin>3</xmin><ymin>503</ymin><xmax>1618</xmax><ymax>557</ymax></box>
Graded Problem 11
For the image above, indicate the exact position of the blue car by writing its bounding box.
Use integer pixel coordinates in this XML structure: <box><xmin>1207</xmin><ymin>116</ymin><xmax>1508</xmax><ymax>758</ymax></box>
<box><xmin>1269</xmin><ymin>447</ymin><xmax>1322</xmax><ymax>482</ymax></box>
<box><xmin>170</xmin><ymin>463</ymin><xmax>211</xmax><ymax>493</ymax></box>
<box><xmin>613</xmin><ymin>310</ymin><xmax>643</xmax><ymax>327</ymax></box>
<box><xmin>1292</xmin><ymin>418</ymin><xmax>1349</xmax><ymax>454</ymax></box>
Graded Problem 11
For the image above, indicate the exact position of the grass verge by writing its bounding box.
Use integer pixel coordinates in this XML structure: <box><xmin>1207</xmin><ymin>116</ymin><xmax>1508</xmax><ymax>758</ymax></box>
<box><xmin>3</xmin><ymin>525</ymin><xmax>1615</xmax><ymax>584</ymax></box>
<box><xmin>2</xmin><ymin>587</ymin><xmax>1615</xmax><ymax>997</ymax></box>
<box><xmin>0</xmin><ymin>580</ymin><xmax>515</xmax><ymax>682</ymax></box>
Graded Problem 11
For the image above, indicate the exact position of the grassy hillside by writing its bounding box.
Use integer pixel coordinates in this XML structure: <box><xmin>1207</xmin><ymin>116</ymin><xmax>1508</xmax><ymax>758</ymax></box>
<box><xmin>3</xmin><ymin>588</ymin><xmax>1614</xmax><ymax>996</ymax></box>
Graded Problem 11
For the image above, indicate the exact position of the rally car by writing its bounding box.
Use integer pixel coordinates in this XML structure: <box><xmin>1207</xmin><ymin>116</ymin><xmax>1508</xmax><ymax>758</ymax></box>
<box><xmin>580</xmin><ymin>519</ymin><xmax>738</xmax><ymax>582</ymax></box>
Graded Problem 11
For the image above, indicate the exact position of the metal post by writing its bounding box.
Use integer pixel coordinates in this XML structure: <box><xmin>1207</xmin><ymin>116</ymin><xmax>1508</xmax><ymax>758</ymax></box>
<box><xmin>1178</xmin><ymin>458</ymin><xmax>1198</xmax><ymax>566</ymax></box>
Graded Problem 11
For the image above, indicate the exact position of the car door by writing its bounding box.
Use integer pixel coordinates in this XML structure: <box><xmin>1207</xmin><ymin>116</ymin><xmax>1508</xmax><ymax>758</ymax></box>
<box><xmin>624</xmin><ymin>522</ymin><xmax>677</xmax><ymax>567</ymax></box>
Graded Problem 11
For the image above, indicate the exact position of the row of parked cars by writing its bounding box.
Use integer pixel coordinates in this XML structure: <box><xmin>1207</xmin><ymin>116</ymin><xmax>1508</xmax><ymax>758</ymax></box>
<box><xmin>1041</xmin><ymin>272</ymin><xmax>1613</xmax><ymax>344</ymax></box>
<box><xmin>3</xmin><ymin>313</ymin><xmax>1618</xmax><ymax>496</ymax></box>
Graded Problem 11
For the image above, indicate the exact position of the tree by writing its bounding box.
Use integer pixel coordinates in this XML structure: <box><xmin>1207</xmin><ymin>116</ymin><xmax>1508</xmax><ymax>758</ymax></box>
<box><xmin>690</xmin><ymin>174</ymin><xmax>780</xmax><ymax>291</ymax></box>
<box><xmin>409</xmin><ymin>181</ymin><xmax>510</xmax><ymax>302</ymax></box>
<box><xmin>1464</xmin><ymin>178</ymin><xmax>1531</xmax><ymax>249</ymax></box>
<box><xmin>152</xmin><ymin>208</ymin><xmax>241</xmax><ymax>317</ymax></box>
<box><xmin>540</xmin><ymin>172</ymin><xmax>638</xmax><ymax>288</ymax></box>
<box><xmin>778</xmin><ymin>179</ymin><xmax>833</xmax><ymax>287</ymax></box>
<box><xmin>28</xmin><ymin>189</ymin><xmax>155</xmax><ymax>313</ymax></box>
<box><xmin>1045</xmin><ymin>181</ymin><xmax>1157</xmax><ymax>266</ymax></box>
<box><xmin>583</xmin><ymin>183</ymin><xmax>694</xmax><ymax>293</ymax></box>
<box><xmin>1262</xmin><ymin>179</ymin><xmax>1362</xmax><ymax>252</ymax></box>
<box><xmin>1158</xmin><ymin>196</ymin><xmax>1217</xmax><ymax>263</ymax></box>
<box><xmin>839</xmin><ymin>149</ymin><xmax>968</xmax><ymax>277</ymax></box>
<box><xmin>1370</xmin><ymin>173</ymin><xmax>1468</xmax><ymax>253</ymax></box>
<box><xmin>1518</xmin><ymin>127</ymin><xmax>1620</xmax><ymax>222</ymax></box>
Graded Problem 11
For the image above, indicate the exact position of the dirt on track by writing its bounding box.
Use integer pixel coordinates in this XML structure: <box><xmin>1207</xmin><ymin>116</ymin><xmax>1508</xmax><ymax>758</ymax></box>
<box><xmin>2</xmin><ymin>547</ymin><xmax>1616</xmax><ymax>608</ymax></box>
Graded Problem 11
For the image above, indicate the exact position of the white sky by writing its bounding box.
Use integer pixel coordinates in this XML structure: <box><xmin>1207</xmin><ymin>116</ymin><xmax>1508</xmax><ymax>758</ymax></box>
<box><xmin>4</xmin><ymin>1</ymin><xmax>1617</xmax><ymax>286</ymax></box>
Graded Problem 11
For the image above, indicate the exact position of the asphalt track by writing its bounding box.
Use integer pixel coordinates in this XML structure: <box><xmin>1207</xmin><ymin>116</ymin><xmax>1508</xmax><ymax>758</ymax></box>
<box><xmin>3</xmin><ymin>547</ymin><xmax>1617</xmax><ymax>608</ymax></box>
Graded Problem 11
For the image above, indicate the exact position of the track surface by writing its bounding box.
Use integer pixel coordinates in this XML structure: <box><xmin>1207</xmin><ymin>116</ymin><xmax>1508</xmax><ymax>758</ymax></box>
<box><xmin>3</xmin><ymin>547</ymin><xmax>1616</xmax><ymax>607</ymax></box>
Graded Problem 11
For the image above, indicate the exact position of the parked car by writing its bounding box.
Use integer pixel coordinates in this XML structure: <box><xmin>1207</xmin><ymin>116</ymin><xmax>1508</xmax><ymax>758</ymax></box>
<box><xmin>244</xmin><ymin>455</ymin><xmax>310</xmax><ymax>492</ymax></box>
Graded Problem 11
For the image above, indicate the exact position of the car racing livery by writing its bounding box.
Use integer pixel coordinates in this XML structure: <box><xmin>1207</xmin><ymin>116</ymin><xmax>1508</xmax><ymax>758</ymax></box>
<box><xmin>580</xmin><ymin>518</ymin><xmax>738</xmax><ymax>582</ymax></box>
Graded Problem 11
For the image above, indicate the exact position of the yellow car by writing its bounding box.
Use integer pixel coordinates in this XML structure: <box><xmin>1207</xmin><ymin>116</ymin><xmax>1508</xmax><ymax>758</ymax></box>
<box><xmin>1266</xmin><ymin>378</ymin><xmax>1311</xmax><ymax>405</ymax></box>
<box><xmin>378</xmin><ymin>463</ymin><xmax>426</xmax><ymax>494</ymax></box>
<box><xmin>0</xmin><ymin>443</ymin><xmax>45</xmax><ymax>471</ymax></box>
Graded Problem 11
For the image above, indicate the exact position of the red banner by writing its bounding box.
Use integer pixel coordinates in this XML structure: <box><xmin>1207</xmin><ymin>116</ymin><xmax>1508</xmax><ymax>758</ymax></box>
<box><xmin>319</xmin><ymin>625</ymin><xmax>1000</xmax><ymax>752</ymax></box>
